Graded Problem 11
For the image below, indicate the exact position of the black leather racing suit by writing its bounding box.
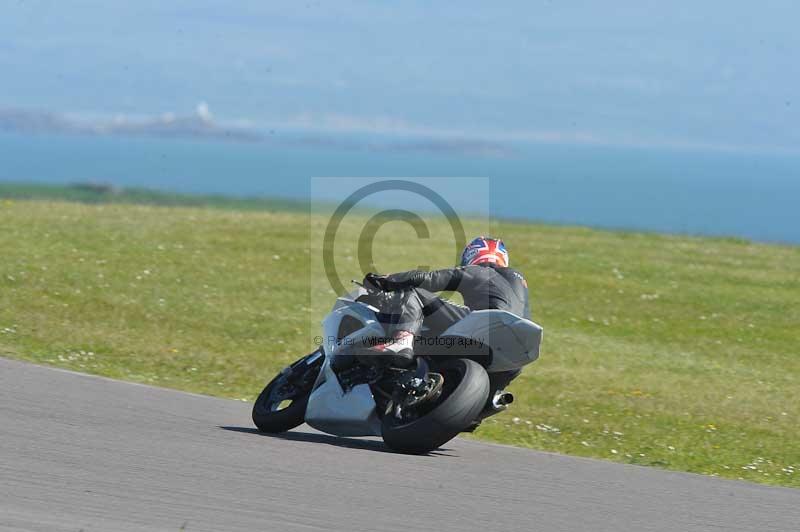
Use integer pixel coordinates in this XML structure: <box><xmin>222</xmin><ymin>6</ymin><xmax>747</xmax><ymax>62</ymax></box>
<box><xmin>381</xmin><ymin>263</ymin><xmax>530</xmax><ymax>322</ymax></box>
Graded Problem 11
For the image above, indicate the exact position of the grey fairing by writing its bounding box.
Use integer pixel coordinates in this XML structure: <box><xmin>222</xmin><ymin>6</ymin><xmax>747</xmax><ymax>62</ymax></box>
<box><xmin>440</xmin><ymin>310</ymin><xmax>543</xmax><ymax>372</ymax></box>
<box><xmin>304</xmin><ymin>293</ymin><xmax>383</xmax><ymax>437</ymax></box>
<box><xmin>304</xmin><ymin>361</ymin><xmax>382</xmax><ymax>437</ymax></box>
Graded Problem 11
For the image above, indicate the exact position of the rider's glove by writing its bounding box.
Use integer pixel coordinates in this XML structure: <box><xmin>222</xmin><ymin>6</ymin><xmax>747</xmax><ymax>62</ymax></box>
<box><xmin>363</xmin><ymin>272</ymin><xmax>388</xmax><ymax>292</ymax></box>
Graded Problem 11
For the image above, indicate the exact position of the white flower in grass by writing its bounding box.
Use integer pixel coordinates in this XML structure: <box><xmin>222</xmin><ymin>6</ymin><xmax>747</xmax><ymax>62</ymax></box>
<box><xmin>535</xmin><ymin>424</ymin><xmax>561</xmax><ymax>434</ymax></box>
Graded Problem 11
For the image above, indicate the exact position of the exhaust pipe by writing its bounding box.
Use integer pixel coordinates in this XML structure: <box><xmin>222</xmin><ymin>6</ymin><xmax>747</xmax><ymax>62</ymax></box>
<box><xmin>491</xmin><ymin>390</ymin><xmax>514</xmax><ymax>410</ymax></box>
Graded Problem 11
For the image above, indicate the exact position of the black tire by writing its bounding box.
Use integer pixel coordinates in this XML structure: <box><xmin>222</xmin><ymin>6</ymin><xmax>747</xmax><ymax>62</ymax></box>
<box><xmin>381</xmin><ymin>358</ymin><xmax>490</xmax><ymax>454</ymax></box>
<box><xmin>252</xmin><ymin>355</ymin><xmax>320</xmax><ymax>433</ymax></box>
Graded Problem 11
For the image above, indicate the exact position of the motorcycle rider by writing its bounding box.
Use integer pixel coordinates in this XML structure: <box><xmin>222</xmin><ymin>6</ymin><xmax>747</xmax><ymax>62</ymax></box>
<box><xmin>360</xmin><ymin>236</ymin><xmax>530</xmax><ymax>392</ymax></box>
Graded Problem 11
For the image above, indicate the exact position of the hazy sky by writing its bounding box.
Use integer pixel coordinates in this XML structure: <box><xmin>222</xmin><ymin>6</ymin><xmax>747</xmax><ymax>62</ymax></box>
<box><xmin>2</xmin><ymin>1</ymin><xmax>798</xmax><ymax>152</ymax></box>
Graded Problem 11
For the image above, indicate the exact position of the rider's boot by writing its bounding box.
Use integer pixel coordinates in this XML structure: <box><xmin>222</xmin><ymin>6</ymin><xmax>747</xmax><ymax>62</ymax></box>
<box><xmin>363</xmin><ymin>330</ymin><xmax>415</xmax><ymax>368</ymax></box>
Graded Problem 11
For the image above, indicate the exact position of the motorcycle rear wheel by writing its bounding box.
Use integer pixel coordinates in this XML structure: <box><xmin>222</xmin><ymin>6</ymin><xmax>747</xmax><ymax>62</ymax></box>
<box><xmin>381</xmin><ymin>358</ymin><xmax>490</xmax><ymax>454</ymax></box>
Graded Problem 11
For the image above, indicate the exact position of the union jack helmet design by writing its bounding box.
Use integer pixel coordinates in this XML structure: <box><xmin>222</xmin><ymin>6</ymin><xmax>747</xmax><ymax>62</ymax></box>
<box><xmin>460</xmin><ymin>236</ymin><xmax>509</xmax><ymax>267</ymax></box>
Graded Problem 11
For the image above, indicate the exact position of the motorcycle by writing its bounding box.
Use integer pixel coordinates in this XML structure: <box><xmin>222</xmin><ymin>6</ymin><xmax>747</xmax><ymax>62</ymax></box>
<box><xmin>252</xmin><ymin>282</ymin><xmax>543</xmax><ymax>454</ymax></box>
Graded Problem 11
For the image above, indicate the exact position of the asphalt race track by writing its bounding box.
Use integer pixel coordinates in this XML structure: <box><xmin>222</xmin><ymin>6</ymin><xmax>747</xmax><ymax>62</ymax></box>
<box><xmin>1</xmin><ymin>358</ymin><xmax>798</xmax><ymax>532</ymax></box>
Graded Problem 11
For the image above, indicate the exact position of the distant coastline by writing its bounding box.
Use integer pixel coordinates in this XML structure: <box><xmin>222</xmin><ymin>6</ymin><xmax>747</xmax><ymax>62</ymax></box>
<box><xmin>0</xmin><ymin>105</ymin><xmax>512</xmax><ymax>157</ymax></box>
<box><xmin>0</xmin><ymin>103</ymin><xmax>262</xmax><ymax>143</ymax></box>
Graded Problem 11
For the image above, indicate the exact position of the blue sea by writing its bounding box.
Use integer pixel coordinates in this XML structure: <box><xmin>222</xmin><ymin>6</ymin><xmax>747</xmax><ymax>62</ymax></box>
<box><xmin>2</xmin><ymin>132</ymin><xmax>799</xmax><ymax>244</ymax></box>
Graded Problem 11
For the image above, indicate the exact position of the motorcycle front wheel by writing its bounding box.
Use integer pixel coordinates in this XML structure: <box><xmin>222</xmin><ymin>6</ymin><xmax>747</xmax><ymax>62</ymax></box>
<box><xmin>381</xmin><ymin>358</ymin><xmax>490</xmax><ymax>454</ymax></box>
<box><xmin>252</xmin><ymin>352</ymin><xmax>321</xmax><ymax>433</ymax></box>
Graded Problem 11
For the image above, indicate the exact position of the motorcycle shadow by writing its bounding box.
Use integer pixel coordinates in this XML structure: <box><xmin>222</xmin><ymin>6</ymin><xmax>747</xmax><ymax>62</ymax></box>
<box><xmin>219</xmin><ymin>426</ymin><xmax>456</xmax><ymax>456</ymax></box>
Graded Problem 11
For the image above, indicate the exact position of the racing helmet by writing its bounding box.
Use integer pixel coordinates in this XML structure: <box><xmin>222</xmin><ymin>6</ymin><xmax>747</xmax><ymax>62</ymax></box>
<box><xmin>460</xmin><ymin>236</ymin><xmax>509</xmax><ymax>267</ymax></box>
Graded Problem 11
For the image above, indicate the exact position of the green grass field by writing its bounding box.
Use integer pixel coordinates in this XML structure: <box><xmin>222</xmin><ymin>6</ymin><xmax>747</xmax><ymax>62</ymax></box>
<box><xmin>1</xmin><ymin>192</ymin><xmax>798</xmax><ymax>486</ymax></box>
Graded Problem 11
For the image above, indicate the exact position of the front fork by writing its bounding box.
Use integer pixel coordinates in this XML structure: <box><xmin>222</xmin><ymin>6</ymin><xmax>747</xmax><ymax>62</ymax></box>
<box><xmin>280</xmin><ymin>350</ymin><xmax>324</xmax><ymax>394</ymax></box>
